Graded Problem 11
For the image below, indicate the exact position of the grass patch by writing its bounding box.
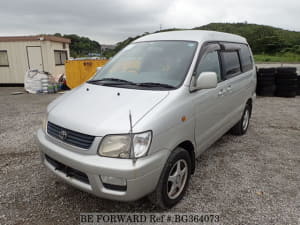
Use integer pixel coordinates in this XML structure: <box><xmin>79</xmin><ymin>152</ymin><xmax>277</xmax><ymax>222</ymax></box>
<box><xmin>254</xmin><ymin>53</ymin><xmax>300</xmax><ymax>63</ymax></box>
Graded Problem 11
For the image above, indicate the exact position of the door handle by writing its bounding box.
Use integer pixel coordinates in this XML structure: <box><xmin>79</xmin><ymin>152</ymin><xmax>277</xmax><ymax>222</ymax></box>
<box><xmin>218</xmin><ymin>89</ymin><xmax>225</xmax><ymax>96</ymax></box>
<box><xmin>227</xmin><ymin>85</ymin><xmax>232</xmax><ymax>92</ymax></box>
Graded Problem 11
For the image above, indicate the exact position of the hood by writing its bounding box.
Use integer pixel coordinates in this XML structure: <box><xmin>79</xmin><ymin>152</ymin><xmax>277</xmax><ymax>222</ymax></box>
<box><xmin>48</xmin><ymin>83</ymin><xmax>169</xmax><ymax>136</ymax></box>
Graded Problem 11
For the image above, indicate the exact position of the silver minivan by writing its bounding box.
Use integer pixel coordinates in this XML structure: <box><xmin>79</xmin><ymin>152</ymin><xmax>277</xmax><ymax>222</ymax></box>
<box><xmin>37</xmin><ymin>30</ymin><xmax>256</xmax><ymax>208</ymax></box>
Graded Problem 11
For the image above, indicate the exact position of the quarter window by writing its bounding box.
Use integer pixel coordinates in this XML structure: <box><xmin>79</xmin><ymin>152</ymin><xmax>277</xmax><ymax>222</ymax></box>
<box><xmin>0</xmin><ymin>50</ymin><xmax>9</xmax><ymax>67</ymax></box>
<box><xmin>221</xmin><ymin>51</ymin><xmax>241</xmax><ymax>78</ymax></box>
<box><xmin>196</xmin><ymin>51</ymin><xmax>221</xmax><ymax>82</ymax></box>
<box><xmin>54</xmin><ymin>50</ymin><xmax>67</xmax><ymax>65</ymax></box>
<box><xmin>239</xmin><ymin>45</ymin><xmax>253</xmax><ymax>72</ymax></box>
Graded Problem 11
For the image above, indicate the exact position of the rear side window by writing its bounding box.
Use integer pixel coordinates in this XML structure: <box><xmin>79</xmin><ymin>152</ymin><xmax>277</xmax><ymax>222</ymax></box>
<box><xmin>220</xmin><ymin>51</ymin><xmax>241</xmax><ymax>78</ymax></box>
<box><xmin>239</xmin><ymin>45</ymin><xmax>253</xmax><ymax>72</ymax></box>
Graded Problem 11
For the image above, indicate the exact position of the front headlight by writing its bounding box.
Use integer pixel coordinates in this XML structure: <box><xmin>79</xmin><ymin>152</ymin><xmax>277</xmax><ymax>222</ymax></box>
<box><xmin>98</xmin><ymin>131</ymin><xmax>152</xmax><ymax>159</ymax></box>
<box><xmin>98</xmin><ymin>134</ymin><xmax>131</xmax><ymax>158</ymax></box>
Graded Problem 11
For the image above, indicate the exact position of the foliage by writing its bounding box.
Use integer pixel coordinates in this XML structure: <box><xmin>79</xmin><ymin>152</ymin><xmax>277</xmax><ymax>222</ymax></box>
<box><xmin>193</xmin><ymin>23</ymin><xmax>300</xmax><ymax>55</ymax></box>
<box><xmin>102</xmin><ymin>33</ymin><xmax>148</xmax><ymax>58</ymax></box>
<box><xmin>54</xmin><ymin>33</ymin><xmax>101</xmax><ymax>58</ymax></box>
<box><xmin>254</xmin><ymin>53</ymin><xmax>300</xmax><ymax>63</ymax></box>
<box><xmin>106</xmin><ymin>23</ymin><xmax>300</xmax><ymax>62</ymax></box>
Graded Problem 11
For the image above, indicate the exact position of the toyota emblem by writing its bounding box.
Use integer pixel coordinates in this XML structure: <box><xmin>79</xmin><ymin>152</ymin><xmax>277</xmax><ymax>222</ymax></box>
<box><xmin>58</xmin><ymin>129</ymin><xmax>68</xmax><ymax>140</ymax></box>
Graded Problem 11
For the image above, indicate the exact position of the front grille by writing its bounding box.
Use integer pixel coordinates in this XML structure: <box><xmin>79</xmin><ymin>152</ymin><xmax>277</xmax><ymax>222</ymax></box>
<box><xmin>45</xmin><ymin>154</ymin><xmax>89</xmax><ymax>184</ymax></box>
<box><xmin>47</xmin><ymin>122</ymin><xmax>95</xmax><ymax>149</ymax></box>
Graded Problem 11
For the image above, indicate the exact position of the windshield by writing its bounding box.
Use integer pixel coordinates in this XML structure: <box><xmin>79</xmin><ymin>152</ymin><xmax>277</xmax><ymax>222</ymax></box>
<box><xmin>90</xmin><ymin>41</ymin><xmax>197</xmax><ymax>89</ymax></box>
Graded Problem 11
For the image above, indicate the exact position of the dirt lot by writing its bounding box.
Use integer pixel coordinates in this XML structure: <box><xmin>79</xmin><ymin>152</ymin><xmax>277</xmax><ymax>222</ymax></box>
<box><xmin>0</xmin><ymin>87</ymin><xmax>299</xmax><ymax>225</ymax></box>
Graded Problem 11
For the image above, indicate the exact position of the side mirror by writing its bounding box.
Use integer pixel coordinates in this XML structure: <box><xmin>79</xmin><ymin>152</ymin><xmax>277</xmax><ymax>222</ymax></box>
<box><xmin>192</xmin><ymin>72</ymin><xmax>218</xmax><ymax>91</ymax></box>
<box><xmin>96</xmin><ymin>67</ymin><xmax>102</xmax><ymax>72</ymax></box>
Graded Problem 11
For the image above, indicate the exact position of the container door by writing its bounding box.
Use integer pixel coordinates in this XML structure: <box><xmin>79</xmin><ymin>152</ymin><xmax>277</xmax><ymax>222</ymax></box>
<box><xmin>27</xmin><ymin>46</ymin><xmax>43</xmax><ymax>71</ymax></box>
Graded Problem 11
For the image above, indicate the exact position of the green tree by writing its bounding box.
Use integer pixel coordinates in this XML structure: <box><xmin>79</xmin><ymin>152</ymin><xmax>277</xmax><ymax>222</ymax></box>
<box><xmin>55</xmin><ymin>34</ymin><xmax>102</xmax><ymax>58</ymax></box>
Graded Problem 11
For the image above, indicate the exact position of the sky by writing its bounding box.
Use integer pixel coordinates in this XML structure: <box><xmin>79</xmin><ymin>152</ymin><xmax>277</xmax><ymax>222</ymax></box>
<box><xmin>0</xmin><ymin>0</ymin><xmax>299</xmax><ymax>45</ymax></box>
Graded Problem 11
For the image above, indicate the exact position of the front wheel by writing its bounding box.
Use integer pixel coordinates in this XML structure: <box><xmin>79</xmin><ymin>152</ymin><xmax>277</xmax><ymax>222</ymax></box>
<box><xmin>148</xmin><ymin>147</ymin><xmax>191</xmax><ymax>209</ymax></box>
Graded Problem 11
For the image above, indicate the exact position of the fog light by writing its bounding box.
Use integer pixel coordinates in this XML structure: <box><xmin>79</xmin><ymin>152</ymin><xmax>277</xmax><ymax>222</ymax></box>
<box><xmin>100</xmin><ymin>175</ymin><xmax>126</xmax><ymax>186</ymax></box>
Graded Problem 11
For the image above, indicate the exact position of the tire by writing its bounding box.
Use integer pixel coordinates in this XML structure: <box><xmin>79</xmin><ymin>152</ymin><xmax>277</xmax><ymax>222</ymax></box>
<box><xmin>231</xmin><ymin>103</ymin><xmax>251</xmax><ymax>135</ymax></box>
<box><xmin>275</xmin><ymin>91</ymin><xmax>297</xmax><ymax>98</ymax></box>
<box><xmin>257</xmin><ymin>76</ymin><xmax>275</xmax><ymax>83</ymax></box>
<box><xmin>257</xmin><ymin>72</ymin><xmax>275</xmax><ymax>78</ymax></box>
<box><xmin>256</xmin><ymin>90</ymin><xmax>275</xmax><ymax>96</ymax></box>
<box><xmin>256</xmin><ymin>85</ymin><xmax>276</xmax><ymax>92</ymax></box>
<box><xmin>277</xmin><ymin>67</ymin><xmax>297</xmax><ymax>74</ymax></box>
<box><xmin>258</xmin><ymin>76</ymin><xmax>275</xmax><ymax>81</ymax></box>
<box><xmin>276</xmin><ymin>85</ymin><xmax>298</xmax><ymax>92</ymax></box>
<box><xmin>258</xmin><ymin>68</ymin><xmax>276</xmax><ymax>74</ymax></box>
<box><xmin>148</xmin><ymin>147</ymin><xmax>191</xmax><ymax>209</ymax></box>
<box><xmin>256</xmin><ymin>85</ymin><xmax>275</xmax><ymax>96</ymax></box>
<box><xmin>257</xmin><ymin>80</ymin><xmax>275</xmax><ymax>86</ymax></box>
<box><xmin>275</xmin><ymin>78</ymin><xmax>297</xmax><ymax>86</ymax></box>
<box><xmin>276</xmin><ymin>73</ymin><xmax>298</xmax><ymax>79</ymax></box>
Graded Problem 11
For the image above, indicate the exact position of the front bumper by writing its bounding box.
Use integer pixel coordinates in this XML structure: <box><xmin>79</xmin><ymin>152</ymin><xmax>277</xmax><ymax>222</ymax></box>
<box><xmin>37</xmin><ymin>129</ymin><xmax>169</xmax><ymax>201</ymax></box>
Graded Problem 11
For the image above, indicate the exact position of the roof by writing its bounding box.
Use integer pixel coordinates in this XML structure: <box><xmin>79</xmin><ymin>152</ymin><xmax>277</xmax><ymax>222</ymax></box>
<box><xmin>0</xmin><ymin>35</ymin><xmax>71</xmax><ymax>43</ymax></box>
<box><xmin>133</xmin><ymin>30</ymin><xmax>247</xmax><ymax>44</ymax></box>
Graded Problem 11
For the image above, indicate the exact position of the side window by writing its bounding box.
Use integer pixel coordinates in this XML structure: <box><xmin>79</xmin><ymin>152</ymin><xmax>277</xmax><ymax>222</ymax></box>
<box><xmin>0</xmin><ymin>50</ymin><xmax>9</xmax><ymax>67</ymax></box>
<box><xmin>196</xmin><ymin>51</ymin><xmax>221</xmax><ymax>82</ymax></box>
<box><xmin>220</xmin><ymin>51</ymin><xmax>241</xmax><ymax>79</ymax></box>
<box><xmin>239</xmin><ymin>44</ymin><xmax>253</xmax><ymax>72</ymax></box>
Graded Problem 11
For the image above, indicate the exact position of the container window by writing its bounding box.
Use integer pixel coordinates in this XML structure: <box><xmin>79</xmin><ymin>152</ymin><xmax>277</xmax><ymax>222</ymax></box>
<box><xmin>54</xmin><ymin>50</ymin><xmax>68</xmax><ymax>65</ymax></box>
<box><xmin>0</xmin><ymin>50</ymin><xmax>9</xmax><ymax>67</ymax></box>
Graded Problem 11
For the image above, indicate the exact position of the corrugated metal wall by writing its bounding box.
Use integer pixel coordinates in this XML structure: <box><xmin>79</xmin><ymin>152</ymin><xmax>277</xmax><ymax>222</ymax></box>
<box><xmin>65</xmin><ymin>59</ymin><xmax>108</xmax><ymax>88</ymax></box>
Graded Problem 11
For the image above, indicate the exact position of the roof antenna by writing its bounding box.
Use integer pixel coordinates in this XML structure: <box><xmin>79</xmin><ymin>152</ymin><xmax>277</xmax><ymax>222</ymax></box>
<box><xmin>129</xmin><ymin>110</ymin><xmax>136</xmax><ymax>163</ymax></box>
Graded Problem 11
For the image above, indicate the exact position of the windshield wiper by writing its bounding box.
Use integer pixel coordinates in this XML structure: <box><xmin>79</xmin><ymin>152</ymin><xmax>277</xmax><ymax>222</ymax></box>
<box><xmin>87</xmin><ymin>78</ymin><xmax>137</xmax><ymax>85</ymax></box>
<box><xmin>137</xmin><ymin>82</ymin><xmax>176</xmax><ymax>89</ymax></box>
<box><xmin>88</xmin><ymin>79</ymin><xmax>175</xmax><ymax>89</ymax></box>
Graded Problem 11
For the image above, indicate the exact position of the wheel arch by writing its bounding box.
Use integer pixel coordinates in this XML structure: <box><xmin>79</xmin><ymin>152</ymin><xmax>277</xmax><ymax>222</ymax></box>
<box><xmin>177</xmin><ymin>140</ymin><xmax>196</xmax><ymax>174</ymax></box>
<box><xmin>246</xmin><ymin>98</ymin><xmax>253</xmax><ymax>117</ymax></box>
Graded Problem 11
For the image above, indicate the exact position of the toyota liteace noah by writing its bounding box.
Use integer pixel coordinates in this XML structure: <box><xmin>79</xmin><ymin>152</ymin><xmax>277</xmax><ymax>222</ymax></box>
<box><xmin>37</xmin><ymin>30</ymin><xmax>256</xmax><ymax>208</ymax></box>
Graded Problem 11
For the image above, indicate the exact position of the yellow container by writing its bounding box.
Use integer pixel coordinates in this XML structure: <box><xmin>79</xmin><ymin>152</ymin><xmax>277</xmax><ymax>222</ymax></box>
<box><xmin>65</xmin><ymin>59</ymin><xmax>108</xmax><ymax>89</ymax></box>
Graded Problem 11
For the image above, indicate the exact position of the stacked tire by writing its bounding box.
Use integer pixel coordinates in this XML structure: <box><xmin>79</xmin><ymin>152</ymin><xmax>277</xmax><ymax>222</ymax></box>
<box><xmin>275</xmin><ymin>67</ymin><xmax>298</xmax><ymax>98</ymax></box>
<box><xmin>297</xmin><ymin>75</ymin><xmax>300</xmax><ymax>96</ymax></box>
<box><xmin>256</xmin><ymin>68</ymin><xmax>276</xmax><ymax>96</ymax></box>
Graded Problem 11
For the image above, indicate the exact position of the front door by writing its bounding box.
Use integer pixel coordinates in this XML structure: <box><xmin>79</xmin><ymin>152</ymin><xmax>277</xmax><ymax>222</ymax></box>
<box><xmin>193</xmin><ymin>45</ymin><xmax>231</xmax><ymax>155</ymax></box>
<box><xmin>27</xmin><ymin>46</ymin><xmax>43</xmax><ymax>71</ymax></box>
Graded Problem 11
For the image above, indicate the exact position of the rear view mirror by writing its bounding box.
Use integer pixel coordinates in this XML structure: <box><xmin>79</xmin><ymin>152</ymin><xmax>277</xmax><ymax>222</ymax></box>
<box><xmin>192</xmin><ymin>72</ymin><xmax>218</xmax><ymax>91</ymax></box>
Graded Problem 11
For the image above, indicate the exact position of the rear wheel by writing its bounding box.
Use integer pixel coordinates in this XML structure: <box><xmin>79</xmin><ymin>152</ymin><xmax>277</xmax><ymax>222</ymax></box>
<box><xmin>231</xmin><ymin>103</ymin><xmax>251</xmax><ymax>135</ymax></box>
<box><xmin>148</xmin><ymin>147</ymin><xmax>191</xmax><ymax>209</ymax></box>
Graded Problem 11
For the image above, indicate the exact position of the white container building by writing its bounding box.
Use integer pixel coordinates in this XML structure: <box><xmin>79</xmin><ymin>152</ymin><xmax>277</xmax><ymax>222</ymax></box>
<box><xmin>0</xmin><ymin>35</ymin><xmax>71</xmax><ymax>84</ymax></box>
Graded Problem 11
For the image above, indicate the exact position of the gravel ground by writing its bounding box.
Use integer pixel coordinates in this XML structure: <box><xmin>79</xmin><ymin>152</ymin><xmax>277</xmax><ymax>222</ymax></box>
<box><xmin>0</xmin><ymin>87</ymin><xmax>299</xmax><ymax>225</ymax></box>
